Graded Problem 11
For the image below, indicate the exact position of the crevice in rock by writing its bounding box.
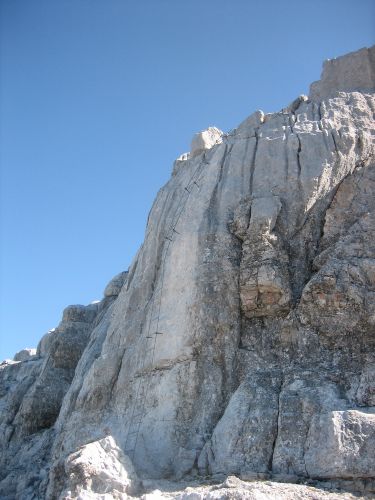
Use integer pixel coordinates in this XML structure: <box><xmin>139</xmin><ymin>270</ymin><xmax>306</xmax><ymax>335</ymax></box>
<box><xmin>302</xmin><ymin>420</ymin><xmax>311</xmax><ymax>478</ymax></box>
<box><xmin>217</xmin><ymin>144</ymin><xmax>230</xmax><ymax>186</ymax></box>
<box><xmin>287</xmin><ymin>151</ymin><xmax>374</xmax><ymax>305</ymax></box>
<box><xmin>330</xmin><ymin>130</ymin><xmax>339</xmax><ymax>154</ymax></box>
<box><xmin>125</xmin><ymin>252</ymin><xmax>140</xmax><ymax>291</ymax></box>
<box><xmin>315</xmin><ymin>156</ymin><xmax>373</xmax><ymax>256</ymax></box>
<box><xmin>109</xmin><ymin>347</ymin><xmax>126</xmax><ymax>397</ymax></box>
<box><xmin>134</xmin><ymin>356</ymin><xmax>195</xmax><ymax>376</ymax></box>
<box><xmin>249</xmin><ymin>129</ymin><xmax>259</xmax><ymax>196</ymax></box>
<box><xmin>5</xmin><ymin>424</ymin><xmax>15</xmax><ymax>445</ymax></box>
<box><xmin>268</xmin><ymin>376</ymin><xmax>283</xmax><ymax>473</ymax></box>
<box><xmin>318</xmin><ymin>102</ymin><xmax>323</xmax><ymax>122</ymax></box>
<box><xmin>296</xmin><ymin>133</ymin><xmax>302</xmax><ymax>179</ymax></box>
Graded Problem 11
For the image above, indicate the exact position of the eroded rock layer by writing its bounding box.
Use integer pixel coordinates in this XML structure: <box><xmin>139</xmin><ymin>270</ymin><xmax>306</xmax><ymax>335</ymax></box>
<box><xmin>1</xmin><ymin>46</ymin><xmax>375</xmax><ymax>499</ymax></box>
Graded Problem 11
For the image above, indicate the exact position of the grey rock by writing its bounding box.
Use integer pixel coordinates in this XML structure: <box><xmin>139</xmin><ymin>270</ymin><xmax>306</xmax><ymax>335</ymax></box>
<box><xmin>170</xmin><ymin>476</ymin><xmax>360</xmax><ymax>499</ymax></box>
<box><xmin>1</xmin><ymin>45</ymin><xmax>375</xmax><ymax>499</ymax></box>
<box><xmin>198</xmin><ymin>372</ymin><xmax>281</xmax><ymax>475</ymax></box>
<box><xmin>172</xmin><ymin>153</ymin><xmax>191</xmax><ymax>176</ymax></box>
<box><xmin>310</xmin><ymin>45</ymin><xmax>375</xmax><ymax>101</ymax></box>
<box><xmin>58</xmin><ymin>435</ymin><xmax>139</xmax><ymax>499</ymax></box>
<box><xmin>234</xmin><ymin>110</ymin><xmax>264</xmax><ymax>138</ymax></box>
<box><xmin>305</xmin><ymin>408</ymin><xmax>375</xmax><ymax>479</ymax></box>
<box><xmin>62</xmin><ymin>303</ymin><xmax>98</xmax><ymax>323</ymax></box>
<box><xmin>103</xmin><ymin>270</ymin><xmax>128</xmax><ymax>297</ymax></box>
<box><xmin>0</xmin><ymin>301</ymin><xmax>105</xmax><ymax>498</ymax></box>
<box><xmin>230</xmin><ymin>195</ymin><xmax>292</xmax><ymax>318</ymax></box>
<box><xmin>13</xmin><ymin>348</ymin><xmax>37</xmax><ymax>361</ymax></box>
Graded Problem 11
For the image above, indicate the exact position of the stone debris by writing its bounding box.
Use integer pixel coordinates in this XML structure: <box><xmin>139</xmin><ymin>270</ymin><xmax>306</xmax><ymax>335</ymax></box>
<box><xmin>59</xmin><ymin>436</ymin><xmax>139</xmax><ymax>499</ymax></box>
<box><xmin>1</xmin><ymin>45</ymin><xmax>375</xmax><ymax>499</ymax></box>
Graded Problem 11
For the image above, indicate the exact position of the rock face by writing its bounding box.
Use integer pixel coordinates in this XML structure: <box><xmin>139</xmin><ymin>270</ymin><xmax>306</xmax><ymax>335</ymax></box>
<box><xmin>1</xmin><ymin>46</ymin><xmax>375</xmax><ymax>499</ymax></box>
<box><xmin>310</xmin><ymin>46</ymin><xmax>375</xmax><ymax>101</ymax></box>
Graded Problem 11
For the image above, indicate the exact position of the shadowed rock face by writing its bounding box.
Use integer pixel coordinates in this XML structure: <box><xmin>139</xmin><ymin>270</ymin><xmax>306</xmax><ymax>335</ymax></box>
<box><xmin>1</xmin><ymin>46</ymin><xmax>375</xmax><ymax>499</ymax></box>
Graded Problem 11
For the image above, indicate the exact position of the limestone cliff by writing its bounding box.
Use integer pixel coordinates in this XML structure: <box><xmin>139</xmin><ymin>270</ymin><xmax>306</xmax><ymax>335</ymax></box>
<box><xmin>1</xmin><ymin>46</ymin><xmax>375</xmax><ymax>499</ymax></box>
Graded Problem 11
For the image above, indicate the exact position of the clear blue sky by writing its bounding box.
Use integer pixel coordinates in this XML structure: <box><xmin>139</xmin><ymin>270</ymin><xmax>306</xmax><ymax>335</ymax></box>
<box><xmin>1</xmin><ymin>0</ymin><xmax>374</xmax><ymax>360</ymax></box>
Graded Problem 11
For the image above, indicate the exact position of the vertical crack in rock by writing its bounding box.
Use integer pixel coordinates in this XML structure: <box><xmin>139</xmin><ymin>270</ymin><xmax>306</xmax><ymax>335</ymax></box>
<box><xmin>249</xmin><ymin>129</ymin><xmax>259</xmax><ymax>196</ymax></box>
<box><xmin>296</xmin><ymin>133</ymin><xmax>302</xmax><ymax>180</ymax></box>
<box><xmin>330</xmin><ymin>130</ymin><xmax>339</xmax><ymax>154</ymax></box>
<box><xmin>268</xmin><ymin>376</ymin><xmax>283</xmax><ymax>473</ymax></box>
<box><xmin>109</xmin><ymin>347</ymin><xmax>126</xmax><ymax>397</ymax></box>
<box><xmin>218</xmin><ymin>144</ymin><xmax>230</xmax><ymax>186</ymax></box>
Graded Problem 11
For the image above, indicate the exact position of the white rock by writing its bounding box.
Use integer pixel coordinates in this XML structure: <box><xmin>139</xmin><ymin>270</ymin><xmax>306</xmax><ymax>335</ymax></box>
<box><xmin>310</xmin><ymin>45</ymin><xmax>375</xmax><ymax>101</ymax></box>
<box><xmin>190</xmin><ymin>127</ymin><xmax>223</xmax><ymax>157</ymax></box>
<box><xmin>141</xmin><ymin>489</ymin><xmax>167</xmax><ymax>500</ymax></box>
<box><xmin>60</xmin><ymin>435</ymin><xmax>139</xmax><ymax>499</ymax></box>
<box><xmin>176</xmin><ymin>152</ymin><xmax>190</xmax><ymax>162</ymax></box>
<box><xmin>305</xmin><ymin>409</ymin><xmax>375</xmax><ymax>478</ymax></box>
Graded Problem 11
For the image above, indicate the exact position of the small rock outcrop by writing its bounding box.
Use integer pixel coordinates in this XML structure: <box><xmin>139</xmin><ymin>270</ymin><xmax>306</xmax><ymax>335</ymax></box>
<box><xmin>13</xmin><ymin>348</ymin><xmax>36</xmax><ymax>362</ymax></box>
<box><xmin>1</xmin><ymin>45</ymin><xmax>375</xmax><ymax>499</ymax></box>
<box><xmin>190</xmin><ymin>126</ymin><xmax>223</xmax><ymax>156</ymax></box>
<box><xmin>103</xmin><ymin>270</ymin><xmax>128</xmax><ymax>297</ymax></box>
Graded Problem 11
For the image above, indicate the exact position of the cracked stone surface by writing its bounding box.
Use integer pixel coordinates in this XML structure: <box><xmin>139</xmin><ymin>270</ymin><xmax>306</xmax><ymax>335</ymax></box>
<box><xmin>1</xmin><ymin>45</ymin><xmax>375</xmax><ymax>499</ymax></box>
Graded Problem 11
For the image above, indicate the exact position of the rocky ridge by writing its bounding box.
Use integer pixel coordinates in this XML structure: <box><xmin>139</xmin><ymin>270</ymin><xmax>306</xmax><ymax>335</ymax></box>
<box><xmin>1</xmin><ymin>46</ymin><xmax>375</xmax><ymax>499</ymax></box>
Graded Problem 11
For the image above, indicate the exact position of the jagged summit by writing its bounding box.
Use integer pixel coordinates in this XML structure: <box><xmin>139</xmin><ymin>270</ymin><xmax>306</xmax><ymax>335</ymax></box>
<box><xmin>1</xmin><ymin>46</ymin><xmax>375</xmax><ymax>499</ymax></box>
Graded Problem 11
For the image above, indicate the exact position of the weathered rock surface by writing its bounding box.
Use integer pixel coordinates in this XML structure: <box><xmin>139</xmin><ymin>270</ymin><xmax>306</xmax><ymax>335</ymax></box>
<box><xmin>190</xmin><ymin>126</ymin><xmax>223</xmax><ymax>157</ymax></box>
<box><xmin>104</xmin><ymin>271</ymin><xmax>128</xmax><ymax>297</ymax></box>
<box><xmin>310</xmin><ymin>46</ymin><xmax>375</xmax><ymax>101</ymax></box>
<box><xmin>58</xmin><ymin>435</ymin><xmax>139</xmax><ymax>499</ymax></box>
<box><xmin>1</xmin><ymin>45</ymin><xmax>375</xmax><ymax>499</ymax></box>
<box><xmin>13</xmin><ymin>348</ymin><xmax>37</xmax><ymax>362</ymax></box>
<box><xmin>139</xmin><ymin>476</ymin><xmax>367</xmax><ymax>499</ymax></box>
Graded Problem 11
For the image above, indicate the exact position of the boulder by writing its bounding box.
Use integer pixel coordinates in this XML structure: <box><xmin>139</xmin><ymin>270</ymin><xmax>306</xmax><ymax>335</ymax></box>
<box><xmin>305</xmin><ymin>409</ymin><xmax>375</xmax><ymax>479</ymax></box>
<box><xmin>14</xmin><ymin>348</ymin><xmax>37</xmax><ymax>362</ymax></box>
<box><xmin>190</xmin><ymin>126</ymin><xmax>223</xmax><ymax>157</ymax></box>
<box><xmin>103</xmin><ymin>271</ymin><xmax>128</xmax><ymax>297</ymax></box>
<box><xmin>58</xmin><ymin>436</ymin><xmax>139</xmax><ymax>499</ymax></box>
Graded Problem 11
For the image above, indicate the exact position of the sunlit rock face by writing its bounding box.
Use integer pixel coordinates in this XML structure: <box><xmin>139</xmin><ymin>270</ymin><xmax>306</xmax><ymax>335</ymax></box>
<box><xmin>1</xmin><ymin>46</ymin><xmax>375</xmax><ymax>499</ymax></box>
<box><xmin>310</xmin><ymin>46</ymin><xmax>375</xmax><ymax>101</ymax></box>
<box><xmin>190</xmin><ymin>126</ymin><xmax>223</xmax><ymax>157</ymax></box>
